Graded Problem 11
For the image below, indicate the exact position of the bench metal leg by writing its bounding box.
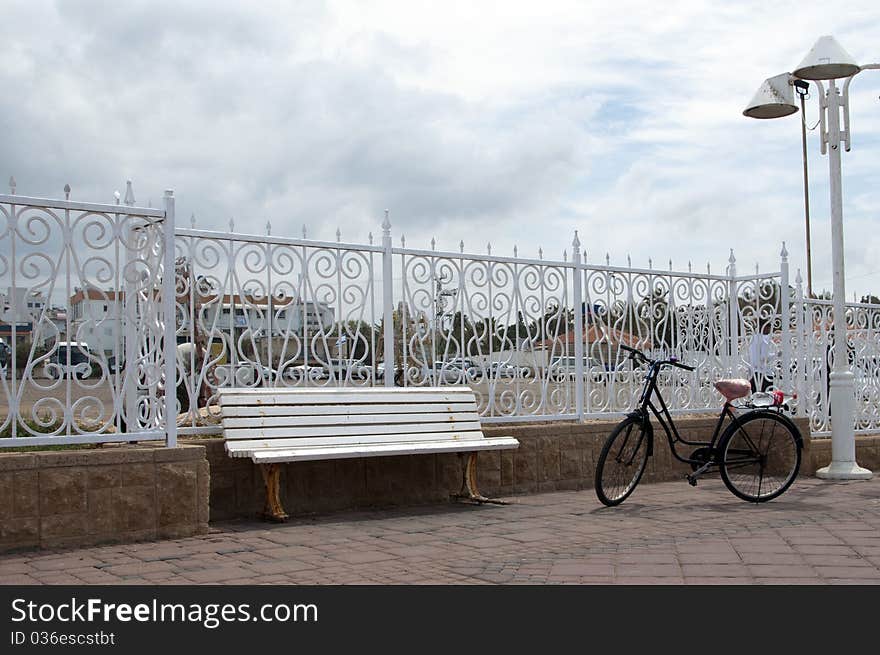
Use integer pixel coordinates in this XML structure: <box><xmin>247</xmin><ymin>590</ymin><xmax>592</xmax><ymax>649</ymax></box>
<box><xmin>260</xmin><ymin>463</ymin><xmax>289</xmax><ymax>522</ymax></box>
<box><xmin>453</xmin><ymin>452</ymin><xmax>507</xmax><ymax>505</ymax></box>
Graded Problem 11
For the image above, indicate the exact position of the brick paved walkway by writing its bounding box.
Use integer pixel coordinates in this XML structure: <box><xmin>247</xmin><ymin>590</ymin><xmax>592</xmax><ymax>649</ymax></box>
<box><xmin>2</xmin><ymin>476</ymin><xmax>879</xmax><ymax>584</ymax></box>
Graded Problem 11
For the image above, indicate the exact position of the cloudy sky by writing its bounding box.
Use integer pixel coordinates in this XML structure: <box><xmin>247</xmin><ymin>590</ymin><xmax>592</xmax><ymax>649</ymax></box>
<box><xmin>3</xmin><ymin>0</ymin><xmax>879</xmax><ymax>297</ymax></box>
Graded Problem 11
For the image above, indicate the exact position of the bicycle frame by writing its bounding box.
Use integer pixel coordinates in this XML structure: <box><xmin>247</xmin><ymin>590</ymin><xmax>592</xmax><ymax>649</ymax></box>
<box><xmin>630</xmin><ymin>360</ymin><xmax>754</xmax><ymax>469</ymax></box>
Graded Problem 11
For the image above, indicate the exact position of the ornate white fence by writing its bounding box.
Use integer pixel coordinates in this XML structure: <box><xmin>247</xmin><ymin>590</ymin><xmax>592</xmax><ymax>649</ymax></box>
<box><xmin>791</xmin><ymin>288</ymin><xmax>880</xmax><ymax>437</ymax></box>
<box><xmin>2</xmin><ymin>184</ymin><xmax>879</xmax><ymax>446</ymax></box>
<box><xmin>0</xmin><ymin>183</ymin><xmax>177</xmax><ymax>447</ymax></box>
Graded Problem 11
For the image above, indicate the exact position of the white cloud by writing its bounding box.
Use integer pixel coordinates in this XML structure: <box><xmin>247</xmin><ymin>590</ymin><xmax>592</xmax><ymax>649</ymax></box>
<box><xmin>2</xmin><ymin>0</ymin><xmax>879</xmax><ymax>296</ymax></box>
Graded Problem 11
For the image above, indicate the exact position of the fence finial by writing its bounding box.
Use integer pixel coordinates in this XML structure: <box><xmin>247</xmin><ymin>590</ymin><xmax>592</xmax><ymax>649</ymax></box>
<box><xmin>382</xmin><ymin>209</ymin><xmax>391</xmax><ymax>233</ymax></box>
<box><xmin>605</xmin><ymin>252</ymin><xmax>610</xmax><ymax>266</ymax></box>
<box><xmin>302</xmin><ymin>224</ymin><xmax>307</xmax><ymax>239</ymax></box>
<box><xmin>114</xmin><ymin>191</ymin><xmax>121</xmax><ymax>205</ymax></box>
<box><xmin>627</xmin><ymin>253</ymin><xmax>631</xmax><ymax>267</ymax></box>
<box><xmin>8</xmin><ymin>176</ymin><xmax>15</xmax><ymax>194</ymax></box>
<box><xmin>669</xmin><ymin>258</ymin><xmax>673</xmax><ymax>271</ymax></box>
<box><xmin>514</xmin><ymin>245</ymin><xmax>518</xmax><ymax>257</ymax></box>
<box><xmin>124</xmin><ymin>180</ymin><xmax>135</xmax><ymax>206</ymax></box>
<box><xmin>431</xmin><ymin>237</ymin><xmax>436</xmax><ymax>251</ymax></box>
<box><xmin>401</xmin><ymin>234</ymin><xmax>406</xmax><ymax>247</ymax></box>
<box><xmin>64</xmin><ymin>183</ymin><xmax>71</xmax><ymax>200</ymax></box>
<box><xmin>539</xmin><ymin>247</ymin><xmax>543</xmax><ymax>260</ymax></box>
<box><xmin>191</xmin><ymin>212</ymin><xmax>196</xmax><ymax>228</ymax></box>
<box><xmin>368</xmin><ymin>232</ymin><xmax>373</xmax><ymax>245</ymax></box>
<box><xmin>795</xmin><ymin>268</ymin><xmax>803</xmax><ymax>286</ymax></box>
<box><xmin>583</xmin><ymin>249</ymin><xmax>587</xmax><ymax>261</ymax></box>
<box><xmin>728</xmin><ymin>248</ymin><xmax>736</xmax><ymax>264</ymax></box>
<box><xmin>487</xmin><ymin>242</ymin><xmax>492</xmax><ymax>255</ymax></box>
<box><xmin>648</xmin><ymin>257</ymin><xmax>653</xmax><ymax>269</ymax></box>
<box><xmin>688</xmin><ymin>261</ymin><xmax>692</xmax><ymax>273</ymax></box>
<box><xmin>707</xmin><ymin>261</ymin><xmax>711</xmax><ymax>275</ymax></box>
<box><xmin>229</xmin><ymin>217</ymin><xmax>235</xmax><ymax>232</ymax></box>
<box><xmin>336</xmin><ymin>227</ymin><xmax>341</xmax><ymax>242</ymax></box>
<box><xmin>755</xmin><ymin>262</ymin><xmax>760</xmax><ymax>274</ymax></box>
<box><xmin>780</xmin><ymin>241</ymin><xmax>789</xmax><ymax>261</ymax></box>
<box><xmin>459</xmin><ymin>240</ymin><xmax>464</xmax><ymax>254</ymax></box>
<box><xmin>563</xmin><ymin>249</ymin><xmax>568</xmax><ymax>262</ymax></box>
<box><xmin>266</xmin><ymin>220</ymin><xmax>272</xmax><ymax>236</ymax></box>
<box><xmin>572</xmin><ymin>230</ymin><xmax>580</xmax><ymax>250</ymax></box>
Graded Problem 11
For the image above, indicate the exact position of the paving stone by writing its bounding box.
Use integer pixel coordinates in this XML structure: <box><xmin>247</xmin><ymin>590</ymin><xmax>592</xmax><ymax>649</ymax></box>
<box><xmin>2</xmin><ymin>476</ymin><xmax>880</xmax><ymax>585</ymax></box>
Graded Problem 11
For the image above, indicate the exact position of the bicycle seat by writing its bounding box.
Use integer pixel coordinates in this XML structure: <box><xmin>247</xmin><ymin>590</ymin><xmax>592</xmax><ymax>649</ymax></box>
<box><xmin>713</xmin><ymin>378</ymin><xmax>751</xmax><ymax>401</ymax></box>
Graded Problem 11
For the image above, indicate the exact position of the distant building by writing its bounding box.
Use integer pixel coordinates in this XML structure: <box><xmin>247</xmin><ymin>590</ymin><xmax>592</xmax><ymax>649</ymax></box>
<box><xmin>178</xmin><ymin>293</ymin><xmax>336</xmax><ymax>363</ymax></box>
<box><xmin>68</xmin><ymin>287</ymin><xmax>125</xmax><ymax>356</ymax></box>
<box><xmin>0</xmin><ymin>287</ymin><xmax>47</xmax><ymax>343</ymax></box>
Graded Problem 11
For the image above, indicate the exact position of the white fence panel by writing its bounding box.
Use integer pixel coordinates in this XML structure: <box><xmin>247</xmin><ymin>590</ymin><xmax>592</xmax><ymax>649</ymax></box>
<box><xmin>0</xmin><ymin>186</ymin><xmax>171</xmax><ymax>446</ymax></box>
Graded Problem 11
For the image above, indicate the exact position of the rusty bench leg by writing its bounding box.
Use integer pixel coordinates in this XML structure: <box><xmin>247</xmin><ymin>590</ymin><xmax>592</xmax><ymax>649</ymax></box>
<box><xmin>260</xmin><ymin>463</ymin><xmax>289</xmax><ymax>522</ymax></box>
<box><xmin>453</xmin><ymin>452</ymin><xmax>508</xmax><ymax>505</ymax></box>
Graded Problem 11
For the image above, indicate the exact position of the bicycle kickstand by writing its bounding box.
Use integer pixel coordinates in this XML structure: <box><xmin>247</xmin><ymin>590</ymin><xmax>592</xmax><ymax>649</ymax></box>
<box><xmin>686</xmin><ymin>461</ymin><xmax>714</xmax><ymax>487</ymax></box>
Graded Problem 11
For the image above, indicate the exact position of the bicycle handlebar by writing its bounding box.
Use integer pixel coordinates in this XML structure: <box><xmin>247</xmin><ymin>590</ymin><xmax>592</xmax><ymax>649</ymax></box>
<box><xmin>619</xmin><ymin>345</ymin><xmax>695</xmax><ymax>371</ymax></box>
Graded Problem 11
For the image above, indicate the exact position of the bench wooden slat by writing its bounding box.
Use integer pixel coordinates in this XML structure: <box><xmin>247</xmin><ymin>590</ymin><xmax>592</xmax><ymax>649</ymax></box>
<box><xmin>244</xmin><ymin>436</ymin><xmax>520</xmax><ymax>463</ymax></box>
<box><xmin>221</xmin><ymin>411</ymin><xmax>479</xmax><ymax>430</ymax></box>
<box><xmin>217</xmin><ymin>386</ymin><xmax>470</xmax><ymax>394</ymax></box>
<box><xmin>217</xmin><ymin>390</ymin><xmax>476</xmax><ymax>406</ymax></box>
<box><xmin>225</xmin><ymin>429</ymin><xmax>491</xmax><ymax>453</ymax></box>
<box><xmin>223</xmin><ymin>419</ymin><xmax>483</xmax><ymax>441</ymax></box>
<box><xmin>220</xmin><ymin>402</ymin><xmax>478</xmax><ymax>418</ymax></box>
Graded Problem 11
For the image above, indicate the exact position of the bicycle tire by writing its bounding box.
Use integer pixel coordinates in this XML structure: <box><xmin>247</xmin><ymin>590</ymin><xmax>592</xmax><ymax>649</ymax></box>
<box><xmin>718</xmin><ymin>411</ymin><xmax>801</xmax><ymax>503</ymax></box>
<box><xmin>595</xmin><ymin>416</ymin><xmax>650</xmax><ymax>506</ymax></box>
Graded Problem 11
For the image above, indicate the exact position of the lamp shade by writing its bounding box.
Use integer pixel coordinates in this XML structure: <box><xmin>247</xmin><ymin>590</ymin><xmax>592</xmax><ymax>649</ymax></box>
<box><xmin>793</xmin><ymin>35</ymin><xmax>860</xmax><ymax>80</ymax></box>
<box><xmin>743</xmin><ymin>73</ymin><xmax>798</xmax><ymax>119</ymax></box>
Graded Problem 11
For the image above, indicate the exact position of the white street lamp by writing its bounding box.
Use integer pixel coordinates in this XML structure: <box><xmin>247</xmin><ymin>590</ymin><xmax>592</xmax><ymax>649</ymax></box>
<box><xmin>745</xmin><ymin>35</ymin><xmax>876</xmax><ymax>480</ymax></box>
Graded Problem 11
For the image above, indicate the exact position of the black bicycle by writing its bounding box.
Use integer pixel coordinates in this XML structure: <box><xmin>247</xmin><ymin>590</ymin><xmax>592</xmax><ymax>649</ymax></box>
<box><xmin>595</xmin><ymin>345</ymin><xmax>802</xmax><ymax>506</ymax></box>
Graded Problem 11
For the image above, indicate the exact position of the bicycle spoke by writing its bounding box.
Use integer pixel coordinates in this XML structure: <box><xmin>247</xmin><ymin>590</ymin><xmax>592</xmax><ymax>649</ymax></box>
<box><xmin>720</xmin><ymin>413</ymin><xmax>800</xmax><ymax>502</ymax></box>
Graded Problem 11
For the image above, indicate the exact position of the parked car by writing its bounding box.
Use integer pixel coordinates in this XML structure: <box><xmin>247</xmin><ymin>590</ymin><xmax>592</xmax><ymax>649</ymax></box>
<box><xmin>44</xmin><ymin>341</ymin><xmax>93</xmax><ymax>380</ymax></box>
<box><xmin>285</xmin><ymin>364</ymin><xmax>330</xmax><ymax>382</ymax></box>
<box><xmin>326</xmin><ymin>358</ymin><xmax>374</xmax><ymax>381</ymax></box>
<box><xmin>547</xmin><ymin>356</ymin><xmax>607</xmax><ymax>381</ymax></box>
<box><xmin>485</xmin><ymin>361</ymin><xmax>525</xmax><ymax>378</ymax></box>
<box><xmin>431</xmin><ymin>359</ymin><xmax>481</xmax><ymax>383</ymax></box>
<box><xmin>0</xmin><ymin>338</ymin><xmax>9</xmax><ymax>378</ymax></box>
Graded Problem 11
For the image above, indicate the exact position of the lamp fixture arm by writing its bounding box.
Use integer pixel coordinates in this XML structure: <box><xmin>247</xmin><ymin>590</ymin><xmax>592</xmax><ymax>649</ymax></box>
<box><xmin>842</xmin><ymin>64</ymin><xmax>880</xmax><ymax>152</ymax></box>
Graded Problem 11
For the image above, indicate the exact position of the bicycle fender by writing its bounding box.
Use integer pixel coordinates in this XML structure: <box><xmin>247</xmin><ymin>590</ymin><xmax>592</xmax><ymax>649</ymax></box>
<box><xmin>751</xmin><ymin>409</ymin><xmax>805</xmax><ymax>448</ymax></box>
<box><xmin>626</xmin><ymin>410</ymin><xmax>654</xmax><ymax>456</ymax></box>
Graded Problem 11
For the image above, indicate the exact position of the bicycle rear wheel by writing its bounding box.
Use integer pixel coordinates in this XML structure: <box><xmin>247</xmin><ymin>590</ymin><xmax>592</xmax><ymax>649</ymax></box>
<box><xmin>719</xmin><ymin>411</ymin><xmax>801</xmax><ymax>503</ymax></box>
<box><xmin>595</xmin><ymin>416</ymin><xmax>650</xmax><ymax>506</ymax></box>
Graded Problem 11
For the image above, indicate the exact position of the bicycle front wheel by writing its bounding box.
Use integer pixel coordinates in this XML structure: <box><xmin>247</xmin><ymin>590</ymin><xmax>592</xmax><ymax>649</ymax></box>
<box><xmin>719</xmin><ymin>411</ymin><xmax>801</xmax><ymax>503</ymax></box>
<box><xmin>595</xmin><ymin>416</ymin><xmax>650</xmax><ymax>507</ymax></box>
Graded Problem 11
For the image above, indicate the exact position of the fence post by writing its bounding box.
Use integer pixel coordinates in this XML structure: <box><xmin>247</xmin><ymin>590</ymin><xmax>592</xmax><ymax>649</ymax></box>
<box><xmin>780</xmin><ymin>242</ymin><xmax>792</xmax><ymax>394</ymax></box>
<box><xmin>122</xmin><ymin>182</ymin><xmax>139</xmax><ymax>433</ymax></box>
<box><xmin>163</xmin><ymin>190</ymin><xmax>178</xmax><ymax>447</ymax></box>
<box><xmin>571</xmin><ymin>232</ymin><xmax>584</xmax><ymax>421</ymax></box>
<box><xmin>794</xmin><ymin>269</ymin><xmax>807</xmax><ymax>418</ymax></box>
<box><xmin>382</xmin><ymin>210</ymin><xmax>395</xmax><ymax>387</ymax></box>
<box><xmin>727</xmin><ymin>249</ymin><xmax>739</xmax><ymax>376</ymax></box>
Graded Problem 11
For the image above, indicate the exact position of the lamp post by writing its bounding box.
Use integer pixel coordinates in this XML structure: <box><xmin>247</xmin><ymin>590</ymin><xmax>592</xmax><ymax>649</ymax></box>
<box><xmin>744</xmin><ymin>35</ymin><xmax>875</xmax><ymax>480</ymax></box>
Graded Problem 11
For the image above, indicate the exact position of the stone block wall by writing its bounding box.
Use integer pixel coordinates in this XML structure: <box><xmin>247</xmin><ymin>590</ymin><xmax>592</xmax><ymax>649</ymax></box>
<box><xmin>198</xmin><ymin>414</ymin><xmax>817</xmax><ymax>520</ymax></box>
<box><xmin>0</xmin><ymin>444</ymin><xmax>209</xmax><ymax>553</ymax></box>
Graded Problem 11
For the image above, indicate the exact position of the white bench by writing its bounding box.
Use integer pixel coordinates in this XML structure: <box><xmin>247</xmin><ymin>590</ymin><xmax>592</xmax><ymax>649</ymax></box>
<box><xmin>218</xmin><ymin>386</ymin><xmax>519</xmax><ymax>521</ymax></box>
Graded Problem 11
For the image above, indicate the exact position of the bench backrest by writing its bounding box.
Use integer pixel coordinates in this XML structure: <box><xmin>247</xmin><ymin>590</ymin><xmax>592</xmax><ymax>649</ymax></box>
<box><xmin>218</xmin><ymin>386</ymin><xmax>486</xmax><ymax>448</ymax></box>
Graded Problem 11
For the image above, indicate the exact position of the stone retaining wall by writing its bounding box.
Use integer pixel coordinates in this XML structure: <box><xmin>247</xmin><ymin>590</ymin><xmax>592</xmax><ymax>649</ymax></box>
<box><xmin>200</xmin><ymin>415</ymin><xmax>823</xmax><ymax>521</ymax></box>
<box><xmin>3</xmin><ymin>418</ymin><xmax>875</xmax><ymax>552</ymax></box>
<box><xmin>0</xmin><ymin>444</ymin><xmax>209</xmax><ymax>553</ymax></box>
